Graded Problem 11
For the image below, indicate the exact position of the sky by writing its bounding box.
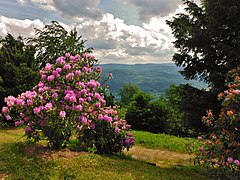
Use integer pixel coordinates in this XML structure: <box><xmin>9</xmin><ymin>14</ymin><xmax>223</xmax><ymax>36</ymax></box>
<box><xmin>0</xmin><ymin>0</ymin><xmax>200</xmax><ymax>64</ymax></box>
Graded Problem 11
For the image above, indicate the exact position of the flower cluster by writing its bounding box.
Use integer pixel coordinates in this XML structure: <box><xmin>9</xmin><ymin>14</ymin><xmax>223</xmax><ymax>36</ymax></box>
<box><xmin>1</xmin><ymin>53</ymin><xmax>134</xmax><ymax>152</ymax></box>
<box><xmin>196</xmin><ymin>67</ymin><xmax>240</xmax><ymax>178</ymax></box>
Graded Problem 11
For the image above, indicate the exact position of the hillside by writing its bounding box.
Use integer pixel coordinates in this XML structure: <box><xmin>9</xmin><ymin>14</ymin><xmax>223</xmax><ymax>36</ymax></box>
<box><xmin>100</xmin><ymin>63</ymin><xmax>207</xmax><ymax>97</ymax></box>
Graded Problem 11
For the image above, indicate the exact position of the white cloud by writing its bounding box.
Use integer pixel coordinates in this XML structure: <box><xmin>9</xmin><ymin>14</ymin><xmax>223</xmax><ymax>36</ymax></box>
<box><xmin>0</xmin><ymin>10</ymin><xmax>176</xmax><ymax>64</ymax></box>
<box><xmin>0</xmin><ymin>16</ymin><xmax>44</xmax><ymax>38</ymax></box>
<box><xmin>77</xmin><ymin>13</ymin><xmax>175</xmax><ymax>63</ymax></box>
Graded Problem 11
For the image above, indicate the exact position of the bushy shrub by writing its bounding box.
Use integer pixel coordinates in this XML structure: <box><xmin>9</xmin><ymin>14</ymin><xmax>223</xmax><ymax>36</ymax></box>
<box><xmin>125</xmin><ymin>91</ymin><xmax>168</xmax><ymax>133</ymax></box>
<box><xmin>1</xmin><ymin>53</ymin><xmax>134</xmax><ymax>154</ymax></box>
<box><xmin>195</xmin><ymin>67</ymin><xmax>240</xmax><ymax>179</ymax></box>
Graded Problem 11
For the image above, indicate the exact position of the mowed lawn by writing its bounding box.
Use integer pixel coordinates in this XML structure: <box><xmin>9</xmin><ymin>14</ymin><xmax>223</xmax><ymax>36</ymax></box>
<box><xmin>0</xmin><ymin>128</ymin><xmax>214</xmax><ymax>179</ymax></box>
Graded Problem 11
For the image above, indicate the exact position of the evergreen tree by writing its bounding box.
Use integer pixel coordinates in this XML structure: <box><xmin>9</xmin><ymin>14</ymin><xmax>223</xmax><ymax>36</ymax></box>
<box><xmin>0</xmin><ymin>34</ymin><xmax>38</xmax><ymax>108</ymax></box>
<box><xmin>167</xmin><ymin>0</ymin><xmax>240</xmax><ymax>92</ymax></box>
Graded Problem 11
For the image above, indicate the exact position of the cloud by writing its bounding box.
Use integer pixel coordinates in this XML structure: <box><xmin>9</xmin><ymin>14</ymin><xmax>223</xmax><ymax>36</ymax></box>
<box><xmin>117</xmin><ymin>0</ymin><xmax>182</xmax><ymax>21</ymax></box>
<box><xmin>0</xmin><ymin>11</ymin><xmax>175</xmax><ymax>64</ymax></box>
<box><xmin>16</xmin><ymin>0</ymin><xmax>103</xmax><ymax>20</ymax></box>
<box><xmin>0</xmin><ymin>16</ymin><xmax>44</xmax><ymax>38</ymax></box>
<box><xmin>77</xmin><ymin>13</ymin><xmax>175</xmax><ymax>64</ymax></box>
<box><xmin>52</xmin><ymin>0</ymin><xmax>102</xmax><ymax>20</ymax></box>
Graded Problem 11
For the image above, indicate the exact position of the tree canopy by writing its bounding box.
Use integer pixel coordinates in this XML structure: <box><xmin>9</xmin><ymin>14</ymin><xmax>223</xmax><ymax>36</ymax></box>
<box><xmin>30</xmin><ymin>21</ymin><xmax>95</xmax><ymax>68</ymax></box>
<box><xmin>167</xmin><ymin>0</ymin><xmax>240</xmax><ymax>92</ymax></box>
<box><xmin>0</xmin><ymin>34</ymin><xmax>38</xmax><ymax>109</ymax></box>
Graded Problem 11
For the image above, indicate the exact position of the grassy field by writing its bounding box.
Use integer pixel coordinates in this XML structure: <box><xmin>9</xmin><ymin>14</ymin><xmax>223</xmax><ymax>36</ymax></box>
<box><xmin>0</xmin><ymin>128</ymin><xmax>213</xmax><ymax>179</ymax></box>
<box><xmin>132</xmin><ymin>130</ymin><xmax>201</xmax><ymax>153</ymax></box>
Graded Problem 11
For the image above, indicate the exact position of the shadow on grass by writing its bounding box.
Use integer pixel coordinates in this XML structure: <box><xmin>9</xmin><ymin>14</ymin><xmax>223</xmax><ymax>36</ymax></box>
<box><xmin>0</xmin><ymin>141</ymin><xmax>216</xmax><ymax>180</ymax></box>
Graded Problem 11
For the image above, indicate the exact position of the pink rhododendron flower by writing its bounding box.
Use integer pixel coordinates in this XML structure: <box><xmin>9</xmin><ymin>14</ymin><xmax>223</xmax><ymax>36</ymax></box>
<box><xmin>227</xmin><ymin>157</ymin><xmax>233</xmax><ymax>163</ymax></box>
<box><xmin>234</xmin><ymin>160</ymin><xmax>240</xmax><ymax>166</ymax></box>
<box><xmin>33</xmin><ymin>107</ymin><xmax>41</xmax><ymax>114</ymax></box>
<box><xmin>66</xmin><ymin>72</ymin><xmax>74</xmax><ymax>80</ymax></box>
<box><xmin>59</xmin><ymin>110</ymin><xmax>66</xmax><ymax>118</ymax></box>
<box><xmin>47</xmin><ymin>75</ymin><xmax>55</xmax><ymax>81</ymax></box>
<box><xmin>52</xmin><ymin>92</ymin><xmax>58</xmax><ymax>98</ymax></box>
<box><xmin>45</xmin><ymin>102</ymin><xmax>53</xmax><ymax>110</ymax></box>
<box><xmin>2</xmin><ymin>107</ymin><xmax>9</xmax><ymax>113</ymax></box>
<box><xmin>5</xmin><ymin>115</ymin><xmax>11</xmax><ymax>120</ymax></box>
<box><xmin>63</xmin><ymin>64</ymin><xmax>71</xmax><ymax>70</ymax></box>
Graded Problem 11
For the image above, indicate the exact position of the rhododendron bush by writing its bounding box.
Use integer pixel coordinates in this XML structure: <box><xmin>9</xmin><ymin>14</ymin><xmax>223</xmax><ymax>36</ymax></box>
<box><xmin>1</xmin><ymin>53</ymin><xmax>134</xmax><ymax>153</ymax></box>
<box><xmin>195</xmin><ymin>67</ymin><xmax>240</xmax><ymax>178</ymax></box>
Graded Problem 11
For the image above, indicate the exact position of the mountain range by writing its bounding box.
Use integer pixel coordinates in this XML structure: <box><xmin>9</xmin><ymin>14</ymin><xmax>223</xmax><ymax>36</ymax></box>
<box><xmin>100</xmin><ymin>63</ymin><xmax>207</xmax><ymax>97</ymax></box>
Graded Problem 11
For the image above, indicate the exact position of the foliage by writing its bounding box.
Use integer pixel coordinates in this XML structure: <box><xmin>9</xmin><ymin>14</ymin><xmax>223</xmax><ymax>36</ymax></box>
<box><xmin>30</xmin><ymin>21</ymin><xmax>94</xmax><ymax>68</ymax></box>
<box><xmin>195</xmin><ymin>67</ymin><xmax>240</xmax><ymax>179</ymax></box>
<box><xmin>165</xmin><ymin>84</ymin><xmax>221</xmax><ymax>136</ymax></box>
<box><xmin>119</xmin><ymin>82</ymin><xmax>140</xmax><ymax>106</ymax></box>
<box><xmin>167</xmin><ymin>0</ymin><xmax>240</xmax><ymax>92</ymax></box>
<box><xmin>0</xmin><ymin>34</ymin><xmax>39</xmax><ymax>116</ymax></box>
<box><xmin>125</xmin><ymin>91</ymin><xmax>168</xmax><ymax>133</ymax></box>
<box><xmin>1</xmin><ymin>53</ymin><xmax>134</xmax><ymax>154</ymax></box>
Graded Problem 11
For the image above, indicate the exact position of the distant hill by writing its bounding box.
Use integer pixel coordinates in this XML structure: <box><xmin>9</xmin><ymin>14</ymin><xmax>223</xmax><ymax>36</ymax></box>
<box><xmin>100</xmin><ymin>63</ymin><xmax>207</xmax><ymax>97</ymax></box>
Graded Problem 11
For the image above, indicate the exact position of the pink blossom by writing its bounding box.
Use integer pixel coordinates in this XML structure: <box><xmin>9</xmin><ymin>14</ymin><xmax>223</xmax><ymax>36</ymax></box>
<box><xmin>56</xmin><ymin>67</ymin><xmax>62</xmax><ymax>73</ymax></box>
<box><xmin>77</xmin><ymin>125</ymin><xmax>82</xmax><ymax>131</ymax></box>
<box><xmin>75</xmin><ymin>70</ymin><xmax>81</xmax><ymax>75</ymax></box>
<box><xmin>75</xmin><ymin>54</ymin><xmax>80</xmax><ymax>59</ymax></box>
<box><xmin>227</xmin><ymin>157</ymin><xmax>233</xmax><ymax>163</ymax></box>
<box><xmin>234</xmin><ymin>160</ymin><xmax>240</xmax><ymax>166</ymax></box>
<box><xmin>38</xmin><ymin>82</ymin><xmax>45</xmax><ymax>88</ymax></box>
<box><xmin>16</xmin><ymin>98</ymin><xmax>25</xmax><ymax>105</ymax></box>
<box><xmin>98</xmin><ymin>114</ymin><xmax>104</xmax><ymax>120</ymax></box>
<box><xmin>52</xmin><ymin>70</ymin><xmax>60</xmax><ymax>77</ymax></box>
<box><xmin>69</xmin><ymin>96</ymin><xmax>76</xmax><ymax>103</ymax></box>
<box><xmin>94</xmin><ymin>92</ymin><xmax>101</xmax><ymax>99</ymax></box>
<box><xmin>87</xmin><ymin>80</ymin><xmax>97</xmax><ymax>88</ymax></box>
<box><xmin>59</xmin><ymin>110</ymin><xmax>66</xmax><ymax>118</ymax></box>
<box><xmin>20</xmin><ymin>113</ymin><xmax>25</xmax><ymax>118</ymax></box>
<box><xmin>2</xmin><ymin>107</ymin><xmax>9</xmax><ymax>113</ymax></box>
<box><xmin>45</xmin><ymin>63</ymin><xmax>53</xmax><ymax>71</ymax></box>
<box><xmin>79</xmin><ymin>98</ymin><xmax>84</xmax><ymax>103</ymax></box>
<box><xmin>4</xmin><ymin>96</ymin><xmax>16</xmax><ymax>106</ymax></box>
<box><xmin>75</xmin><ymin>105</ymin><xmax>83</xmax><ymax>111</ymax></box>
<box><xmin>41</xmin><ymin>75</ymin><xmax>47</xmax><ymax>80</ymax></box>
<box><xmin>47</xmin><ymin>75</ymin><xmax>55</xmax><ymax>81</ymax></box>
<box><xmin>45</xmin><ymin>102</ymin><xmax>53</xmax><ymax>110</ymax></box>
<box><xmin>81</xmin><ymin>116</ymin><xmax>88</xmax><ymax>125</ymax></box>
<box><xmin>15</xmin><ymin>120</ymin><xmax>24</xmax><ymax>126</ymax></box>
<box><xmin>95</xmin><ymin>103</ymin><xmax>101</xmax><ymax>108</ymax></box>
<box><xmin>63</xmin><ymin>64</ymin><xmax>71</xmax><ymax>70</ymax></box>
<box><xmin>108</xmin><ymin>73</ymin><xmax>113</xmax><ymax>78</ymax></box>
<box><xmin>65</xmin><ymin>53</ymin><xmax>70</xmax><ymax>58</ymax></box>
<box><xmin>5</xmin><ymin>115</ymin><xmax>11</xmax><ymax>120</ymax></box>
<box><xmin>82</xmin><ymin>67</ymin><xmax>88</xmax><ymax>72</ymax></box>
<box><xmin>27</xmin><ymin>99</ymin><xmax>33</xmax><ymax>106</ymax></box>
<box><xmin>52</xmin><ymin>93</ymin><xmax>58</xmax><ymax>98</ymax></box>
<box><xmin>56</xmin><ymin>57</ymin><xmax>65</xmax><ymax>64</ymax></box>
<box><xmin>33</xmin><ymin>107</ymin><xmax>41</xmax><ymax>114</ymax></box>
<box><xmin>70</xmin><ymin>56</ymin><xmax>76</xmax><ymax>62</ymax></box>
<box><xmin>25</xmin><ymin>127</ymin><xmax>32</xmax><ymax>133</ymax></box>
<box><xmin>66</xmin><ymin>73</ymin><xmax>74</xmax><ymax>80</ymax></box>
<box><xmin>115</xmin><ymin>128</ymin><xmax>120</xmax><ymax>133</ymax></box>
<box><xmin>103</xmin><ymin>115</ymin><xmax>112</xmax><ymax>122</ymax></box>
<box><xmin>198</xmin><ymin>136</ymin><xmax>203</xmax><ymax>141</ymax></box>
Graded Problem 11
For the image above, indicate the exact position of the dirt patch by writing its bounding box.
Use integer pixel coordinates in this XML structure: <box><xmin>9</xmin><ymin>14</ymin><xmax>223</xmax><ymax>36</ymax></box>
<box><xmin>125</xmin><ymin>145</ymin><xmax>194</xmax><ymax>168</ymax></box>
<box><xmin>24</xmin><ymin>145</ymin><xmax>86</xmax><ymax>160</ymax></box>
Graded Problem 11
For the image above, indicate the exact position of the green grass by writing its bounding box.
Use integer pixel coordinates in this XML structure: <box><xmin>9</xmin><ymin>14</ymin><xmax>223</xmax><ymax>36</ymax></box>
<box><xmin>0</xmin><ymin>128</ymin><xmax>213</xmax><ymax>179</ymax></box>
<box><xmin>133</xmin><ymin>130</ymin><xmax>201</xmax><ymax>153</ymax></box>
